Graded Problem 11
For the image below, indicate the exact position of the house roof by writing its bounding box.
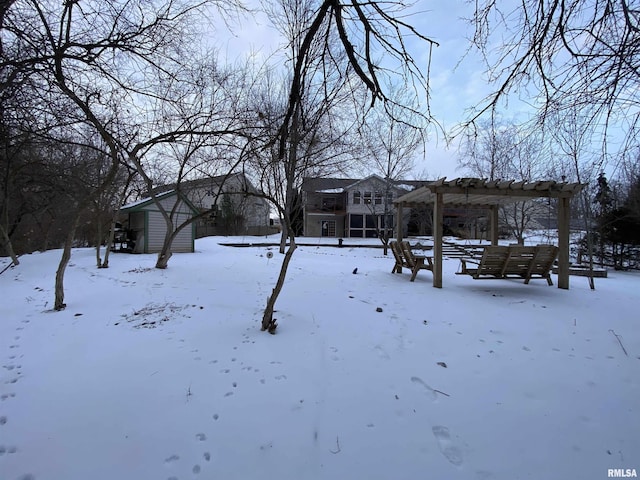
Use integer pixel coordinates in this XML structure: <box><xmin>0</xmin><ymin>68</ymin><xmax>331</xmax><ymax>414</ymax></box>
<box><xmin>121</xmin><ymin>190</ymin><xmax>200</xmax><ymax>214</ymax></box>
<box><xmin>301</xmin><ymin>177</ymin><xmax>360</xmax><ymax>193</ymax></box>
<box><xmin>302</xmin><ymin>175</ymin><xmax>427</xmax><ymax>193</ymax></box>
<box><xmin>395</xmin><ymin>177</ymin><xmax>585</xmax><ymax>207</ymax></box>
<box><xmin>152</xmin><ymin>172</ymin><xmax>263</xmax><ymax>197</ymax></box>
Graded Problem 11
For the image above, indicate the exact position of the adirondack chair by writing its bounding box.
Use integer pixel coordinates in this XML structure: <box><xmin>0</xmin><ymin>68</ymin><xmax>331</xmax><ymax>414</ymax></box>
<box><xmin>390</xmin><ymin>241</ymin><xmax>433</xmax><ymax>282</ymax></box>
<box><xmin>458</xmin><ymin>244</ymin><xmax>559</xmax><ymax>285</ymax></box>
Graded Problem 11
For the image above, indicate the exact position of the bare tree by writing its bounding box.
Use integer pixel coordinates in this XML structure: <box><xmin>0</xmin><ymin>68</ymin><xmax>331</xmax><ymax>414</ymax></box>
<box><xmin>1</xmin><ymin>0</ymin><xmax>245</xmax><ymax>308</ymax></box>
<box><xmin>547</xmin><ymin>108</ymin><xmax>603</xmax><ymax>287</ymax></box>
<box><xmin>459</xmin><ymin>119</ymin><xmax>549</xmax><ymax>243</ymax></box>
<box><xmin>468</xmin><ymin>0</ymin><xmax>640</xmax><ymax>166</ymax></box>
<box><xmin>257</xmin><ymin>0</ymin><xmax>438</xmax><ymax>333</ymax></box>
<box><xmin>356</xmin><ymin>88</ymin><xmax>426</xmax><ymax>253</ymax></box>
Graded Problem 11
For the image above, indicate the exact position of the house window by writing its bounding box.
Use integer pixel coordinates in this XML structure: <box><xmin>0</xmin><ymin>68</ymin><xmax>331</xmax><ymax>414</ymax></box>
<box><xmin>353</xmin><ymin>191</ymin><xmax>361</xmax><ymax>204</ymax></box>
<box><xmin>349</xmin><ymin>214</ymin><xmax>393</xmax><ymax>238</ymax></box>
<box><xmin>363</xmin><ymin>191</ymin><xmax>372</xmax><ymax>204</ymax></box>
<box><xmin>374</xmin><ymin>192</ymin><xmax>383</xmax><ymax>205</ymax></box>
<box><xmin>321</xmin><ymin>196</ymin><xmax>337</xmax><ymax>211</ymax></box>
<box><xmin>349</xmin><ymin>214</ymin><xmax>364</xmax><ymax>237</ymax></box>
<box><xmin>322</xmin><ymin>220</ymin><xmax>336</xmax><ymax>237</ymax></box>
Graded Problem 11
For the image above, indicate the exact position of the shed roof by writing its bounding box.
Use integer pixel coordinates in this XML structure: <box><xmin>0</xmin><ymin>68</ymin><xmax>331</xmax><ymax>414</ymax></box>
<box><xmin>395</xmin><ymin>177</ymin><xmax>584</xmax><ymax>207</ymax></box>
<box><xmin>121</xmin><ymin>190</ymin><xmax>200</xmax><ymax>214</ymax></box>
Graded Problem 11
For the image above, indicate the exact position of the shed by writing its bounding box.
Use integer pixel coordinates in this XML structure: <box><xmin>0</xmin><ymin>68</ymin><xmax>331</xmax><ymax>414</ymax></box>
<box><xmin>394</xmin><ymin>178</ymin><xmax>585</xmax><ymax>289</ymax></box>
<box><xmin>120</xmin><ymin>191</ymin><xmax>198</xmax><ymax>254</ymax></box>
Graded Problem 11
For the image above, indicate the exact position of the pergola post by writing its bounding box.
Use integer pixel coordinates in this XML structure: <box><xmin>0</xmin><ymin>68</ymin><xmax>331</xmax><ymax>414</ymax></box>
<box><xmin>394</xmin><ymin>201</ymin><xmax>404</xmax><ymax>272</ymax></box>
<box><xmin>489</xmin><ymin>205</ymin><xmax>499</xmax><ymax>246</ymax></box>
<box><xmin>557</xmin><ymin>196</ymin><xmax>570</xmax><ymax>289</ymax></box>
<box><xmin>433</xmin><ymin>192</ymin><xmax>443</xmax><ymax>288</ymax></box>
<box><xmin>396</xmin><ymin>202</ymin><xmax>404</xmax><ymax>242</ymax></box>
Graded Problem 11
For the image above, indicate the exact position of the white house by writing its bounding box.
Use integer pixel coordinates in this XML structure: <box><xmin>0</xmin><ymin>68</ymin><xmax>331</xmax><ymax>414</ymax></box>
<box><xmin>301</xmin><ymin>175</ymin><xmax>421</xmax><ymax>238</ymax></box>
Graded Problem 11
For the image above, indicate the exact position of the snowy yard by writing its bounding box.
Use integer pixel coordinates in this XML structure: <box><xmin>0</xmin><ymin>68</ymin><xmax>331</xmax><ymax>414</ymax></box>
<box><xmin>1</xmin><ymin>237</ymin><xmax>639</xmax><ymax>480</ymax></box>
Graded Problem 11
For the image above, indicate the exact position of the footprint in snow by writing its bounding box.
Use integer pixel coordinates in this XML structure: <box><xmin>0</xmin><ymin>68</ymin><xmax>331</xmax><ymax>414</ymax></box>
<box><xmin>432</xmin><ymin>425</ymin><xmax>463</xmax><ymax>466</ymax></box>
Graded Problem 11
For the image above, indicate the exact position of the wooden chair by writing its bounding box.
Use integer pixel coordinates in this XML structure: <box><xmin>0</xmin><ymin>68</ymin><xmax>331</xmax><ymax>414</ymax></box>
<box><xmin>459</xmin><ymin>245</ymin><xmax>510</xmax><ymax>279</ymax></box>
<box><xmin>525</xmin><ymin>244</ymin><xmax>559</xmax><ymax>285</ymax></box>
<box><xmin>390</xmin><ymin>240</ymin><xmax>409</xmax><ymax>274</ymax></box>
<box><xmin>458</xmin><ymin>244</ymin><xmax>558</xmax><ymax>285</ymax></box>
<box><xmin>390</xmin><ymin>241</ymin><xmax>433</xmax><ymax>282</ymax></box>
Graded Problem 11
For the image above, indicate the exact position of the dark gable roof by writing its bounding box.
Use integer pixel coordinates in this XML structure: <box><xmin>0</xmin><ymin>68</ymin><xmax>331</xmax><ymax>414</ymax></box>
<box><xmin>121</xmin><ymin>190</ymin><xmax>200</xmax><ymax>214</ymax></box>
<box><xmin>152</xmin><ymin>172</ymin><xmax>260</xmax><ymax>196</ymax></box>
<box><xmin>301</xmin><ymin>177</ymin><xmax>360</xmax><ymax>192</ymax></box>
<box><xmin>301</xmin><ymin>176</ymin><xmax>429</xmax><ymax>193</ymax></box>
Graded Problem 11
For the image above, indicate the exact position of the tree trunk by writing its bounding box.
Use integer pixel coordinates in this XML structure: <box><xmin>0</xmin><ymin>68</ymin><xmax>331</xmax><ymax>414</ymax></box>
<box><xmin>101</xmin><ymin>215</ymin><xmax>117</xmax><ymax>268</ymax></box>
<box><xmin>102</xmin><ymin>172</ymin><xmax>135</xmax><ymax>268</ymax></box>
<box><xmin>0</xmin><ymin>223</ymin><xmax>19</xmax><ymax>266</ymax></box>
<box><xmin>262</xmin><ymin>235</ymin><xmax>296</xmax><ymax>332</ymax></box>
<box><xmin>54</xmin><ymin>214</ymin><xmax>81</xmax><ymax>310</ymax></box>
<box><xmin>95</xmin><ymin>214</ymin><xmax>102</xmax><ymax>267</ymax></box>
<box><xmin>279</xmin><ymin>220</ymin><xmax>288</xmax><ymax>254</ymax></box>
<box><xmin>155</xmin><ymin>231</ymin><xmax>175</xmax><ymax>269</ymax></box>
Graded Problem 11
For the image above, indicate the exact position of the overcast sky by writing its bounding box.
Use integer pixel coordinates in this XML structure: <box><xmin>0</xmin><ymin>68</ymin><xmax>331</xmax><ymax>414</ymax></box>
<box><xmin>207</xmin><ymin>2</ymin><xmax>526</xmax><ymax>180</ymax></box>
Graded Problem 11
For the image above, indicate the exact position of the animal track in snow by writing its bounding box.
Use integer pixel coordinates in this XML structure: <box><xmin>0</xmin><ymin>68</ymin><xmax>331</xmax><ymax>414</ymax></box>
<box><xmin>0</xmin><ymin>445</ymin><xmax>17</xmax><ymax>455</ymax></box>
<box><xmin>164</xmin><ymin>454</ymin><xmax>180</xmax><ymax>464</ymax></box>
<box><xmin>196</xmin><ymin>433</ymin><xmax>207</xmax><ymax>441</ymax></box>
<box><xmin>410</xmin><ymin>376</ymin><xmax>438</xmax><ymax>401</ymax></box>
<box><xmin>432</xmin><ymin>425</ymin><xmax>463</xmax><ymax>466</ymax></box>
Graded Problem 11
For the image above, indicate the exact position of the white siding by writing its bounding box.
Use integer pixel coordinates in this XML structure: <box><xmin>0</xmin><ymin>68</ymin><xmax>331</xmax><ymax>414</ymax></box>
<box><xmin>142</xmin><ymin>196</ymin><xmax>194</xmax><ymax>253</ymax></box>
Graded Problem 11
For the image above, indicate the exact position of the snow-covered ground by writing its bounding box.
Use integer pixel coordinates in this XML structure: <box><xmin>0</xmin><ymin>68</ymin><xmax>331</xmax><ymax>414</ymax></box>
<box><xmin>1</xmin><ymin>236</ymin><xmax>639</xmax><ymax>480</ymax></box>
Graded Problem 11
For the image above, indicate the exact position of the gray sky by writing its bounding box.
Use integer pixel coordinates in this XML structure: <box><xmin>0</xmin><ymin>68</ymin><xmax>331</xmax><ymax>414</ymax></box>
<box><xmin>207</xmin><ymin>2</ymin><xmax>527</xmax><ymax>179</ymax></box>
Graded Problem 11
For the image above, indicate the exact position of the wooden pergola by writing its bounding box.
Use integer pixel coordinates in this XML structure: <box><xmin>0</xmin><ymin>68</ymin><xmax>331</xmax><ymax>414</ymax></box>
<box><xmin>394</xmin><ymin>178</ymin><xmax>585</xmax><ymax>289</ymax></box>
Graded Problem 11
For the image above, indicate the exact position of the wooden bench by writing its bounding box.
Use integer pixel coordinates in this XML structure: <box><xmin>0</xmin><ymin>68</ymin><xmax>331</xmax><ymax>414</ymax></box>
<box><xmin>458</xmin><ymin>244</ymin><xmax>559</xmax><ymax>285</ymax></box>
<box><xmin>390</xmin><ymin>241</ymin><xmax>434</xmax><ymax>282</ymax></box>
